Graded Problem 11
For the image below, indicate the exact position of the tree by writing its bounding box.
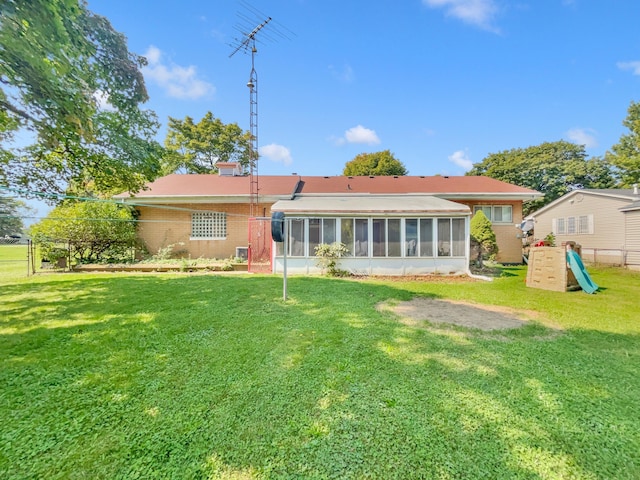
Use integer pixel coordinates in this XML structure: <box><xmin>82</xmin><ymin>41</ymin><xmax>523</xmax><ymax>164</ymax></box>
<box><xmin>0</xmin><ymin>194</ymin><xmax>31</xmax><ymax>236</ymax></box>
<box><xmin>162</xmin><ymin>112</ymin><xmax>252</xmax><ymax>174</ymax></box>
<box><xmin>470</xmin><ymin>211</ymin><xmax>498</xmax><ymax>268</ymax></box>
<box><xmin>0</xmin><ymin>0</ymin><xmax>161</xmax><ymax>195</ymax></box>
<box><xmin>467</xmin><ymin>141</ymin><xmax>615</xmax><ymax>215</ymax></box>
<box><xmin>607</xmin><ymin>100</ymin><xmax>640</xmax><ymax>187</ymax></box>
<box><xmin>30</xmin><ymin>201</ymin><xmax>138</xmax><ymax>263</ymax></box>
<box><xmin>343</xmin><ymin>150</ymin><xmax>408</xmax><ymax>176</ymax></box>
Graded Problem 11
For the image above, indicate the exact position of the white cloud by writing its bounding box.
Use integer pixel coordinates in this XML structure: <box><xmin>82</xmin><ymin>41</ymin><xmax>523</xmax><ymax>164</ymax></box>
<box><xmin>259</xmin><ymin>144</ymin><xmax>293</xmax><ymax>165</ymax></box>
<box><xmin>423</xmin><ymin>0</ymin><xmax>499</xmax><ymax>31</ymax></box>
<box><xmin>145</xmin><ymin>45</ymin><xmax>162</xmax><ymax>64</ymax></box>
<box><xmin>617</xmin><ymin>61</ymin><xmax>640</xmax><ymax>76</ymax></box>
<box><xmin>342</xmin><ymin>125</ymin><xmax>381</xmax><ymax>145</ymax></box>
<box><xmin>566</xmin><ymin>128</ymin><xmax>598</xmax><ymax>148</ymax></box>
<box><xmin>329</xmin><ymin>64</ymin><xmax>355</xmax><ymax>83</ymax></box>
<box><xmin>448</xmin><ymin>150</ymin><xmax>473</xmax><ymax>171</ymax></box>
<box><xmin>142</xmin><ymin>45</ymin><xmax>214</xmax><ymax>100</ymax></box>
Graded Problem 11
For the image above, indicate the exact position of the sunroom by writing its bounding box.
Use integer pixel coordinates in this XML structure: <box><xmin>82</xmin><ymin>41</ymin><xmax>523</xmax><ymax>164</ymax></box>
<box><xmin>270</xmin><ymin>195</ymin><xmax>471</xmax><ymax>275</ymax></box>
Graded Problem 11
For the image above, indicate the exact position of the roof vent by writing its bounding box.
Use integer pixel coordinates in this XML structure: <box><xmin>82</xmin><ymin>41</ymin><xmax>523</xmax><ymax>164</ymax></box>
<box><xmin>634</xmin><ymin>184</ymin><xmax>638</xmax><ymax>195</ymax></box>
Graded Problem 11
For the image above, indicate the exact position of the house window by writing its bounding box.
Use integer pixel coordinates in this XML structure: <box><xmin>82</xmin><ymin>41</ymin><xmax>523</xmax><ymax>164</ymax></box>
<box><xmin>388</xmin><ymin>219</ymin><xmax>401</xmax><ymax>256</ymax></box>
<box><xmin>578</xmin><ymin>215</ymin><xmax>594</xmax><ymax>234</ymax></box>
<box><xmin>404</xmin><ymin>218</ymin><xmax>435</xmax><ymax>257</ymax></box>
<box><xmin>339</xmin><ymin>218</ymin><xmax>369</xmax><ymax>257</ymax></box>
<box><xmin>308</xmin><ymin>218</ymin><xmax>337</xmax><ymax>255</ymax></box>
<box><xmin>556</xmin><ymin>217</ymin><xmax>566</xmax><ymax>235</ymax></box>
<box><xmin>191</xmin><ymin>212</ymin><xmax>226</xmax><ymax>239</ymax></box>
<box><xmin>354</xmin><ymin>219</ymin><xmax>369</xmax><ymax>257</ymax></box>
<box><xmin>288</xmin><ymin>219</ymin><xmax>305</xmax><ymax>256</ymax></box>
<box><xmin>473</xmin><ymin>205</ymin><xmax>513</xmax><ymax>224</ymax></box>
<box><xmin>452</xmin><ymin>218</ymin><xmax>466</xmax><ymax>256</ymax></box>
<box><xmin>437</xmin><ymin>219</ymin><xmax>451</xmax><ymax>256</ymax></box>
<box><xmin>553</xmin><ymin>215</ymin><xmax>593</xmax><ymax>235</ymax></box>
<box><xmin>341</xmin><ymin>219</ymin><xmax>354</xmax><ymax>256</ymax></box>
<box><xmin>436</xmin><ymin>218</ymin><xmax>466</xmax><ymax>257</ymax></box>
<box><xmin>372</xmin><ymin>219</ymin><xmax>386</xmax><ymax>257</ymax></box>
<box><xmin>419</xmin><ymin>218</ymin><xmax>434</xmax><ymax>257</ymax></box>
<box><xmin>405</xmin><ymin>219</ymin><xmax>418</xmax><ymax>257</ymax></box>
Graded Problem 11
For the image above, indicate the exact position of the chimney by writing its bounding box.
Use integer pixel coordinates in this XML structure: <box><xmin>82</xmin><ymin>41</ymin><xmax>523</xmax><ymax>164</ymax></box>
<box><xmin>217</xmin><ymin>162</ymin><xmax>242</xmax><ymax>177</ymax></box>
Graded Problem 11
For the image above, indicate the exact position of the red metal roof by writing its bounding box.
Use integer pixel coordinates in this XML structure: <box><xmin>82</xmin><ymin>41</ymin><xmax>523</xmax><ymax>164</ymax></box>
<box><xmin>119</xmin><ymin>174</ymin><xmax>540</xmax><ymax>198</ymax></box>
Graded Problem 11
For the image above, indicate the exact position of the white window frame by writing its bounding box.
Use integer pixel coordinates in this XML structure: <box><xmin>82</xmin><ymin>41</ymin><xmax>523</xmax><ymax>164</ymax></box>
<box><xmin>553</xmin><ymin>215</ymin><xmax>594</xmax><ymax>236</ymax></box>
<box><xmin>473</xmin><ymin>205</ymin><xmax>513</xmax><ymax>224</ymax></box>
<box><xmin>191</xmin><ymin>212</ymin><xmax>226</xmax><ymax>239</ymax></box>
<box><xmin>578</xmin><ymin>215</ymin><xmax>594</xmax><ymax>234</ymax></box>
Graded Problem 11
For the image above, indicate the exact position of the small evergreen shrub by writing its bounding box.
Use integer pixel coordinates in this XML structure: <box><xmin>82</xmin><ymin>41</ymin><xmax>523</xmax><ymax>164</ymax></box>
<box><xmin>470</xmin><ymin>211</ymin><xmax>498</xmax><ymax>267</ymax></box>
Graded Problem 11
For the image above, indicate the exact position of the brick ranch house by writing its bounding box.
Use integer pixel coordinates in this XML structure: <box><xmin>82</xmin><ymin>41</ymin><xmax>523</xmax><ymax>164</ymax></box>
<box><xmin>117</xmin><ymin>168</ymin><xmax>541</xmax><ymax>275</ymax></box>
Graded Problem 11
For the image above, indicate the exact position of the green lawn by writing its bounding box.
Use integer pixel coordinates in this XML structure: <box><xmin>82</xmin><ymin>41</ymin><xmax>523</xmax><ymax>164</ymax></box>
<box><xmin>1</xmin><ymin>246</ymin><xmax>639</xmax><ymax>479</ymax></box>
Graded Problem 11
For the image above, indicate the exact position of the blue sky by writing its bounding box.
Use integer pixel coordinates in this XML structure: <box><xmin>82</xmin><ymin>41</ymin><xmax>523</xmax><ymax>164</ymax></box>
<box><xmin>84</xmin><ymin>0</ymin><xmax>640</xmax><ymax>177</ymax></box>
<box><xmin>18</xmin><ymin>0</ymin><xmax>640</xmax><ymax>220</ymax></box>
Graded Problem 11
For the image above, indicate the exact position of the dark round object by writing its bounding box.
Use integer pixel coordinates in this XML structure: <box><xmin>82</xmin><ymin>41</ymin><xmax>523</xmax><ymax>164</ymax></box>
<box><xmin>271</xmin><ymin>211</ymin><xmax>285</xmax><ymax>242</ymax></box>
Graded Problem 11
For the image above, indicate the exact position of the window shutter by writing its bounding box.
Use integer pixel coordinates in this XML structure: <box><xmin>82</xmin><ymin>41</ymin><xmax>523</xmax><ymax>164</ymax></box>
<box><xmin>551</xmin><ymin>218</ymin><xmax>557</xmax><ymax>234</ymax></box>
<box><xmin>588</xmin><ymin>214</ymin><xmax>594</xmax><ymax>234</ymax></box>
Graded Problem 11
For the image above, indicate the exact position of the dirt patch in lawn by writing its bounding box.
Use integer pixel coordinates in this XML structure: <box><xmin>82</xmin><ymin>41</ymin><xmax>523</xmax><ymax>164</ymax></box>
<box><xmin>378</xmin><ymin>298</ymin><xmax>543</xmax><ymax>331</ymax></box>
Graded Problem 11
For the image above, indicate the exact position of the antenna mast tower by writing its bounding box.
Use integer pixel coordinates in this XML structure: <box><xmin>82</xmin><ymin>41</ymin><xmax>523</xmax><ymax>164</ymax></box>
<box><xmin>230</xmin><ymin>17</ymin><xmax>271</xmax><ymax>217</ymax></box>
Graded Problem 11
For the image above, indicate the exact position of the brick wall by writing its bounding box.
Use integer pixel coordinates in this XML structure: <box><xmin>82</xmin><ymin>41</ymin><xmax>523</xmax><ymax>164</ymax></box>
<box><xmin>459</xmin><ymin>200</ymin><xmax>524</xmax><ymax>264</ymax></box>
<box><xmin>137</xmin><ymin>202</ymin><xmax>273</xmax><ymax>259</ymax></box>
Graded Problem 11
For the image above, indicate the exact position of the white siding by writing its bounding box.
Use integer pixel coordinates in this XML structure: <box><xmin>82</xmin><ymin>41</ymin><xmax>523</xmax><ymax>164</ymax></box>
<box><xmin>532</xmin><ymin>193</ymin><xmax>629</xmax><ymax>250</ymax></box>
<box><xmin>625</xmin><ymin>211</ymin><xmax>640</xmax><ymax>268</ymax></box>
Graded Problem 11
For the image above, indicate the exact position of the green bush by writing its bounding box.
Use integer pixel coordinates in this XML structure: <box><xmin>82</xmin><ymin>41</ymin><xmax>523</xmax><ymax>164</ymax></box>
<box><xmin>470</xmin><ymin>211</ymin><xmax>498</xmax><ymax>267</ymax></box>
<box><xmin>31</xmin><ymin>201</ymin><xmax>138</xmax><ymax>264</ymax></box>
<box><xmin>314</xmin><ymin>242</ymin><xmax>349</xmax><ymax>276</ymax></box>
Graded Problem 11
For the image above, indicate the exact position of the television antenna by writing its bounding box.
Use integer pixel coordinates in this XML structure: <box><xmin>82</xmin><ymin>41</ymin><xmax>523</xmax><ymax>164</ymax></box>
<box><xmin>229</xmin><ymin>3</ymin><xmax>292</xmax><ymax>217</ymax></box>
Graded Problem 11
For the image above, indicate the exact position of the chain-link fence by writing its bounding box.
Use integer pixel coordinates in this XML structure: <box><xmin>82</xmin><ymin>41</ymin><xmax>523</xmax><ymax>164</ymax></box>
<box><xmin>0</xmin><ymin>238</ymin><xmax>33</xmax><ymax>277</ymax></box>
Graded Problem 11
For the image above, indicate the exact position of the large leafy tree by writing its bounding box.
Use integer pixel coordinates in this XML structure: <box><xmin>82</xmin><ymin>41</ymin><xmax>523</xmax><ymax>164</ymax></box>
<box><xmin>606</xmin><ymin>100</ymin><xmax>640</xmax><ymax>187</ymax></box>
<box><xmin>467</xmin><ymin>141</ymin><xmax>615</xmax><ymax>215</ymax></box>
<box><xmin>343</xmin><ymin>150</ymin><xmax>408</xmax><ymax>176</ymax></box>
<box><xmin>162</xmin><ymin>112</ymin><xmax>252</xmax><ymax>174</ymax></box>
<box><xmin>0</xmin><ymin>194</ymin><xmax>31</xmax><ymax>236</ymax></box>
<box><xmin>0</xmin><ymin>0</ymin><xmax>161</xmax><ymax>195</ymax></box>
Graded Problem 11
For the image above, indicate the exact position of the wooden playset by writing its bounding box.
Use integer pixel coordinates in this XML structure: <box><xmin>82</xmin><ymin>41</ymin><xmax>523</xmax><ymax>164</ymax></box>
<box><xmin>526</xmin><ymin>242</ymin><xmax>582</xmax><ymax>292</ymax></box>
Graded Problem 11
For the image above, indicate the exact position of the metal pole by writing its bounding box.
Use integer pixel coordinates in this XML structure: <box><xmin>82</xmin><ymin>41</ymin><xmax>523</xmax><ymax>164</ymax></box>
<box><xmin>283</xmin><ymin>218</ymin><xmax>288</xmax><ymax>300</ymax></box>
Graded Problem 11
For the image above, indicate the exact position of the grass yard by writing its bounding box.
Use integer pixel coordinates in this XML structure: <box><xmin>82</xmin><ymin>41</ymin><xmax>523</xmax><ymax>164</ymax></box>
<box><xmin>1</xmin><ymin>245</ymin><xmax>639</xmax><ymax>479</ymax></box>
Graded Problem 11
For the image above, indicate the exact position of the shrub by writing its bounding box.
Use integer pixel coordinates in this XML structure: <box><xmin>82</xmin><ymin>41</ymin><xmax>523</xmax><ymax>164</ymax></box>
<box><xmin>470</xmin><ymin>211</ymin><xmax>498</xmax><ymax>267</ymax></box>
<box><xmin>314</xmin><ymin>242</ymin><xmax>349</xmax><ymax>276</ymax></box>
<box><xmin>31</xmin><ymin>201</ymin><xmax>137</xmax><ymax>264</ymax></box>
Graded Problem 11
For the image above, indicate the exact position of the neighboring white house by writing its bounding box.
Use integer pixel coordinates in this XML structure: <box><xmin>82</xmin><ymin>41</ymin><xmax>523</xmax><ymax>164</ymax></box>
<box><xmin>528</xmin><ymin>187</ymin><xmax>640</xmax><ymax>269</ymax></box>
